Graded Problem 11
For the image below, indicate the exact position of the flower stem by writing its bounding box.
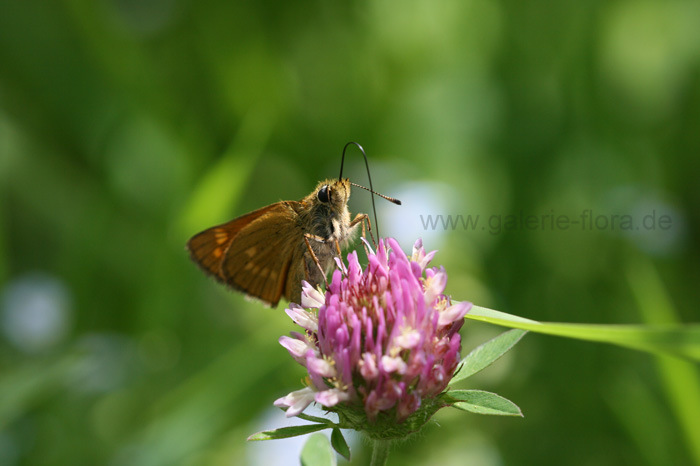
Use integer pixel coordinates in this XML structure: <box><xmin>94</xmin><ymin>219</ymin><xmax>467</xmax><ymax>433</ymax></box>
<box><xmin>370</xmin><ymin>439</ymin><xmax>391</xmax><ymax>466</ymax></box>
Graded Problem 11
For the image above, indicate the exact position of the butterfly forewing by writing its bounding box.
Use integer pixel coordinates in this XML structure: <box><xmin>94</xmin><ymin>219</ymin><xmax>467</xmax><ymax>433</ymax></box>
<box><xmin>219</xmin><ymin>202</ymin><xmax>304</xmax><ymax>307</ymax></box>
<box><xmin>187</xmin><ymin>204</ymin><xmax>284</xmax><ymax>283</ymax></box>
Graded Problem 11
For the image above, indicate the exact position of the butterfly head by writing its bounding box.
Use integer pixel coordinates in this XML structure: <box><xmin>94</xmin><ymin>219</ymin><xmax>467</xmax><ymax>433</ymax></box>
<box><xmin>313</xmin><ymin>178</ymin><xmax>351</xmax><ymax>213</ymax></box>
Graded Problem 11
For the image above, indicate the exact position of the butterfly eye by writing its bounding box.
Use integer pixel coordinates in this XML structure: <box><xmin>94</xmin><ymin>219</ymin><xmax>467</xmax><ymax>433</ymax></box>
<box><xmin>317</xmin><ymin>185</ymin><xmax>330</xmax><ymax>203</ymax></box>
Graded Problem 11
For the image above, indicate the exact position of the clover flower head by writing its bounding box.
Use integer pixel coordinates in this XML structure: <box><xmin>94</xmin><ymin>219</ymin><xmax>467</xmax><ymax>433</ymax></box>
<box><xmin>274</xmin><ymin>238</ymin><xmax>471</xmax><ymax>436</ymax></box>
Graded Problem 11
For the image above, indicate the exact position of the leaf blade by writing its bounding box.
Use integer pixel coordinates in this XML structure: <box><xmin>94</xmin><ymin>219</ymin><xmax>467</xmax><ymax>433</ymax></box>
<box><xmin>330</xmin><ymin>427</ymin><xmax>351</xmax><ymax>461</ymax></box>
<box><xmin>445</xmin><ymin>389</ymin><xmax>523</xmax><ymax>417</ymax></box>
<box><xmin>450</xmin><ymin>329</ymin><xmax>527</xmax><ymax>385</ymax></box>
<box><xmin>247</xmin><ymin>423</ymin><xmax>329</xmax><ymax>441</ymax></box>
<box><xmin>296</xmin><ymin>412</ymin><xmax>337</xmax><ymax>426</ymax></box>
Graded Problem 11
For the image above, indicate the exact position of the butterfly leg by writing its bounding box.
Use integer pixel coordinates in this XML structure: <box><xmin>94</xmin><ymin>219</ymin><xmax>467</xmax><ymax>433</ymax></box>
<box><xmin>303</xmin><ymin>234</ymin><xmax>330</xmax><ymax>289</ymax></box>
<box><xmin>349</xmin><ymin>213</ymin><xmax>376</xmax><ymax>251</ymax></box>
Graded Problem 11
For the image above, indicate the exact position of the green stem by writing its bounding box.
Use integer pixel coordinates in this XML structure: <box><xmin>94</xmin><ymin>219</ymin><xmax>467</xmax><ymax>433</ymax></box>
<box><xmin>370</xmin><ymin>439</ymin><xmax>391</xmax><ymax>466</ymax></box>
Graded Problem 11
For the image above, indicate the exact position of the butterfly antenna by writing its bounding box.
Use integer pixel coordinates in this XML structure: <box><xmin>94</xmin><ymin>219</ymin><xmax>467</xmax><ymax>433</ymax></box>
<box><xmin>339</xmin><ymin>142</ymin><xmax>401</xmax><ymax>239</ymax></box>
<box><xmin>349</xmin><ymin>182</ymin><xmax>401</xmax><ymax>205</ymax></box>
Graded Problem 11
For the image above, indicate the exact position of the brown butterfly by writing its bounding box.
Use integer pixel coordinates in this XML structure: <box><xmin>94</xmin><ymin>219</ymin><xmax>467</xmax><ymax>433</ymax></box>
<box><xmin>186</xmin><ymin>143</ymin><xmax>401</xmax><ymax>307</ymax></box>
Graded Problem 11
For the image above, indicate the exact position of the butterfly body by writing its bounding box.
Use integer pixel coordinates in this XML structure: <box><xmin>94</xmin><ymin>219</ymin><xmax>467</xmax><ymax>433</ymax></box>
<box><xmin>187</xmin><ymin>178</ymin><xmax>361</xmax><ymax>307</ymax></box>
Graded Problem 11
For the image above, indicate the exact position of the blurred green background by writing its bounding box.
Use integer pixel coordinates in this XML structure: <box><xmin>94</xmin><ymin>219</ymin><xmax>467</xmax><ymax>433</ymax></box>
<box><xmin>1</xmin><ymin>0</ymin><xmax>699</xmax><ymax>465</ymax></box>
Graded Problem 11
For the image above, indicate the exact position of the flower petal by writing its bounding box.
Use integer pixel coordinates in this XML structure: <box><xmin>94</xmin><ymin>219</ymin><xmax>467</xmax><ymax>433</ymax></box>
<box><xmin>306</xmin><ymin>354</ymin><xmax>337</xmax><ymax>378</ymax></box>
<box><xmin>381</xmin><ymin>355</ymin><xmax>407</xmax><ymax>374</ymax></box>
<box><xmin>359</xmin><ymin>352</ymin><xmax>379</xmax><ymax>380</ymax></box>
<box><xmin>438</xmin><ymin>301</ymin><xmax>472</xmax><ymax>326</ymax></box>
<box><xmin>274</xmin><ymin>387</ymin><xmax>316</xmax><ymax>417</ymax></box>
<box><xmin>301</xmin><ymin>282</ymin><xmax>326</xmax><ymax>309</ymax></box>
<box><xmin>285</xmin><ymin>303</ymin><xmax>318</xmax><ymax>332</ymax></box>
<box><xmin>332</xmin><ymin>256</ymin><xmax>348</xmax><ymax>276</ymax></box>
<box><xmin>420</xmin><ymin>250</ymin><xmax>437</xmax><ymax>270</ymax></box>
<box><xmin>314</xmin><ymin>388</ymin><xmax>349</xmax><ymax>408</ymax></box>
<box><xmin>424</xmin><ymin>268</ymin><xmax>447</xmax><ymax>305</ymax></box>
<box><xmin>361</xmin><ymin>236</ymin><xmax>375</xmax><ymax>255</ymax></box>
<box><xmin>411</xmin><ymin>238</ymin><xmax>424</xmax><ymax>262</ymax></box>
<box><xmin>279</xmin><ymin>335</ymin><xmax>313</xmax><ymax>360</ymax></box>
<box><xmin>393</xmin><ymin>328</ymin><xmax>421</xmax><ymax>349</ymax></box>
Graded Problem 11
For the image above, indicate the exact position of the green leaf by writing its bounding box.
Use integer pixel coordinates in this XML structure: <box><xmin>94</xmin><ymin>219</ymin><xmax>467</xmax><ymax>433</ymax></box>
<box><xmin>445</xmin><ymin>389</ymin><xmax>523</xmax><ymax>417</ymax></box>
<box><xmin>247</xmin><ymin>423</ymin><xmax>329</xmax><ymax>441</ymax></box>
<box><xmin>330</xmin><ymin>427</ymin><xmax>351</xmax><ymax>461</ymax></box>
<box><xmin>465</xmin><ymin>305</ymin><xmax>700</xmax><ymax>362</ymax></box>
<box><xmin>296</xmin><ymin>412</ymin><xmax>337</xmax><ymax>426</ymax></box>
<box><xmin>449</xmin><ymin>329</ymin><xmax>527</xmax><ymax>386</ymax></box>
<box><xmin>301</xmin><ymin>433</ymin><xmax>336</xmax><ymax>466</ymax></box>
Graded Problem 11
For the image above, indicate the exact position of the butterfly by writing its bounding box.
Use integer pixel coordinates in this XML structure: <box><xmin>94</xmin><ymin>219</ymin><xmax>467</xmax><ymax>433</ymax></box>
<box><xmin>186</xmin><ymin>143</ymin><xmax>400</xmax><ymax>307</ymax></box>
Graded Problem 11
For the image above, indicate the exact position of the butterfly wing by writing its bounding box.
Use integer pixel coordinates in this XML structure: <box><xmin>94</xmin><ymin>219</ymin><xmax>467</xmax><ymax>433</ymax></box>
<box><xmin>187</xmin><ymin>201</ymin><xmax>323</xmax><ymax>307</ymax></box>
<box><xmin>186</xmin><ymin>203</ymin><xmax>284</xmax><ymax>282</ymax></box>
<box><xmin>283</xmin><ymin>243</ymin><xmax>309</xmax><ymax>306</ymax></box>
<box><xmin>221</xmin><ymin>201</ymin><xmax>303</xmax><ymax>307</ymax></box>
<box><xmin>219</xmin><ymin>202</ymin><xmax>305</xmax><ymax>307</ymax></box>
